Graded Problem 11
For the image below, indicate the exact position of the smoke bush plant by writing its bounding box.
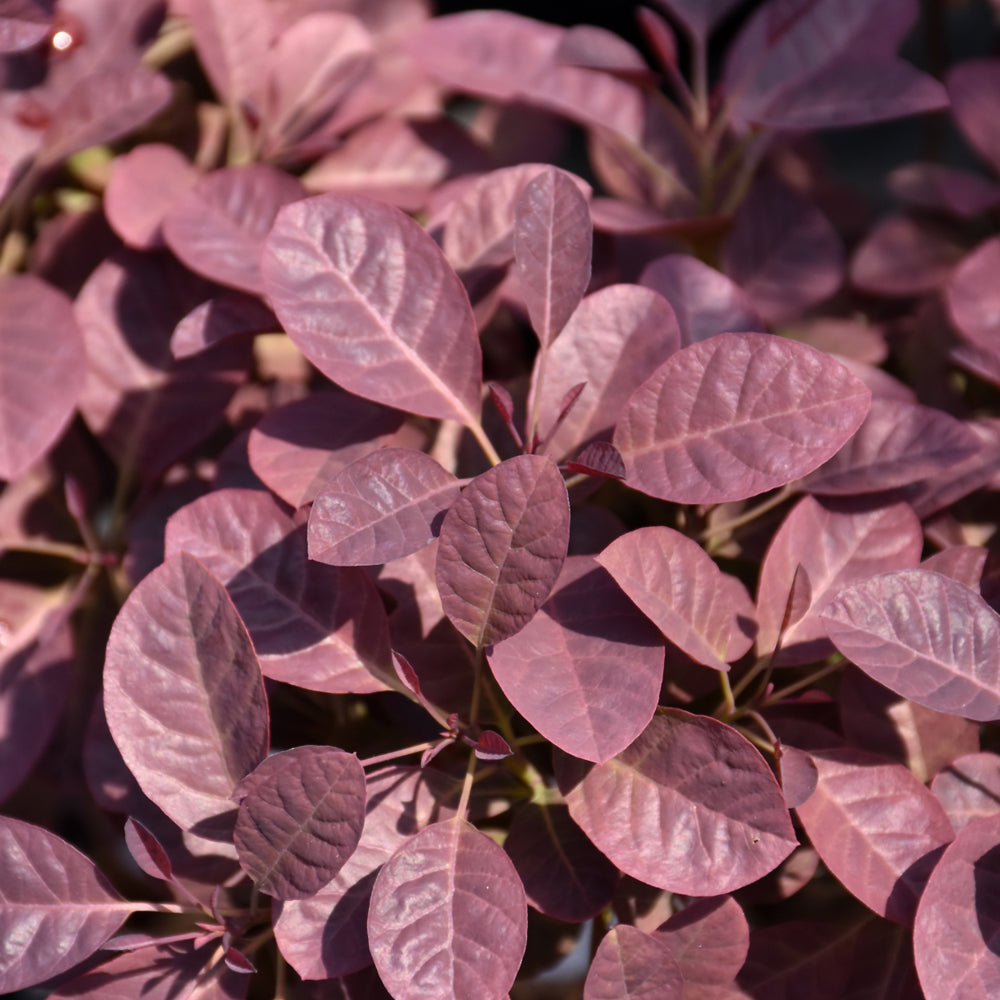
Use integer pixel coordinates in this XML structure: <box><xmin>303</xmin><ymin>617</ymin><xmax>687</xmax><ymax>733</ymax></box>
<box><xmin>2</xmin><ymin>0</ymin><xmax>1000</xmax><ymax>997</ymax></box>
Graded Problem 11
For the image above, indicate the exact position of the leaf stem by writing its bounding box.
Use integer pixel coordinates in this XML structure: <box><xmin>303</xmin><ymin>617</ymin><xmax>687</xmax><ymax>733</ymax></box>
<box><xmin>698</xmin><ymin>484</ymin><xmax>795</xmax><ymax>547</ymax></box>
<box><xmin>359</xmin><ymin>741</ymin><xmax>439</xmax><ymax>769</ymax></box>
<box><xmin>761</xmin><ymin>658</ymin><xmax>844</xmax><ymax>707</ymax></box>
<box><xmin>467</xmin><ymin>418</ymin><xmax>502</xmax><ymax>467</ymax></box>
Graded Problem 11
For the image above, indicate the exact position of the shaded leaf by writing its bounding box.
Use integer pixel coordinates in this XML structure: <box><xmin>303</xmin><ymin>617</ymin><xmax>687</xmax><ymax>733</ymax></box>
<box><xmin>234</xmin><ymin>746</ymin><xmax>366</xmax><ymax>900</ymax></box>
<box><xmin>888</xmin><ymin>162</ymin><xmax>1000</xmax><ymax>219</ymax></box>
<box><xmin>651</xmin><ymin>0</ymin><xmax>745</xmax><ymax>44</ymax></box>
<box><xmin>558</xmin><ymin>710</ymin><xmax>797</xmax><ymax>895</ymax></box>
<box><xmin>947</xmin><ymin>236</ymin><xmax>1000</xmax><ymax>352</ymax></box>
<box><xmin>614</xmin><ymin>333</ymin><xmax>871</xmax><ymax>504</ymax></box>
<box><xmin>821</xmin><ymin>569</ymin><xmax>1000</xmax><ymax>721</ymax></box>
<box><xmin>948</xmin><ymin>59</ymin><xmax>1000</xmax><ymax>176</ymax></box>
<box><xmin>0</xmin><ymin>0</ymin><xmax>52</xmax><ymax>52</ymax></box>
<box><xmin>261</xmin><ymin>193</ymin><xmax>483</xmax><ymax>426</ymax></box>
<box><xmin>124</xmin><ymin>818</ymin><xmax>172</xmax><ymax>881</ymax></box>
<box><xmin>658</xmin><ymin>895</ymin><xmax>750</xmax><ymax>988</ymax></box>
<box><xmin>171</xmin><ymin>292</ymin><xmax>277</xmax><ymax>360</ymax></box>
<box><xmin>104</xmin><ymin>553</ymin><xmax>269</xmax><ymax>835</ymax></box>
<box><xmin>368</xmin><ymin>818</ymin><xmax>527</xmax><ymax>1000</ymax></box>
<box><xmin>436</xmin><ymin>454</ymin><xmax>569</xmax><ymax>647</ymax></box>
<box><xmin>308</xmin><ymin>448</ymin><xmax>460</xmax><ymax>566</ymax></box>
<box><xmin>931</xmin><ymin>753</ymin><xmax>1000</xmax><ymax>831</ymax></box>
<box><xmin>565</xmin><ymin>441</ymin><xmax>626</xmax><ymax>480</ymax></box>
<box><xmin>583</xmin><ymin>924</ymin><xmax>684</xmax><ymax>1000</ymax></box>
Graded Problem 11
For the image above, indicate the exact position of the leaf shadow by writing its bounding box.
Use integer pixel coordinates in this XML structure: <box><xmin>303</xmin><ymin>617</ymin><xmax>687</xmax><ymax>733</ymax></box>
<box><xmin>974</xmin><ymin>843</ymin><xmax>1000</xmax><ymax>957</ymax></box>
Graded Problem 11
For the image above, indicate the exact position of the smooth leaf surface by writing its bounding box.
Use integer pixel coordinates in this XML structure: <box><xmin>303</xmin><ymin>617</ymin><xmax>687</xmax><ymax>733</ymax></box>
<box><xmin>559</xmin><ymin>710</ymin><xmax>798</xmax><ymax>895</ymax></box>
<box><xmin>171</xmin><ymin>292</ymin><xmax>277</xmax><ymax>360</ymax></box>
<box><xmin>436</xmin><ymin>454</ymin><xmax>569</xmax><ymax>647</ymax></box>
<box><xmin>234</xmin><ymin>746</ymin><xmax>366</xmax><ymax>900</ymax></box>
<box><xmin>614</xmin><ymin>333</ymin><xmax>871</xmax><ymax>504</ymax></box>
<box><xmin>0</xmin><ymin>817</ymin><xmax>134</xmax><ymax>993</ymax></box>
<box><xmin>488</xmin><ymin>557</ymin><xmax>664</xmax><ymax>762</ymax></box>
<box><xmin>931</xmin><ymin>753</ymin><xmax>1000</xmax><ymax>831</ymax></box>
<box><xmin>104</xmin><ymin>553</ymin><xmax>269</xmax><ymax>835</ymax></box>
<box><xmin>948</xmin><ymin>59</ymin><xmax>1000</xmax><ymax>176</ymax></box>
<box><xmin>583</xmin><ymin>924</ymin><xmax>684</xmax><ymax>1000</ymax></box>
<box><xmin>795</xmin><ymin>748</ymin><xmax>954</xmax><ymax>925</ymax></box>
<box><xmin>948</xmin><ymin>236</ymin><xmax>1000</xmax><ymax>352</ymax></box>
<box><xmin>0</xmin><ymin>0</ymin><xmax>51</xmax><ymax>52</ymax></box>
<box><xmin>652</xmin><ymin>0</ymin><xmax>745</xmax><ymax>43</ymax></box>
<box><xmin>261</xmin><ymin>193</ymin><xmax>483</xmax><ymax>426</ymax></box>
<box><xmin>368</xmin><ymin>817</ymin><xmax>527</xmax><ymax>1000</ymax></box>
<box><xmin>597</xmin><ymin>526</ymin><xmax>756</xmax><ymax>671</ymax></box>
<box><xmin>658</xmin><ymin>895</ymin><xmax>750</xmax><ymax>988</ymax></box>
<box><xmin>308</xmin><ymin>448</ymin><xmax>460</xmax><ymax>566</ymax></box>
<box><xmin>123</xmin><ymin>818</ymin><xmax>172</xmax><ymax>882</ymax></box>
<box><xmin>0</xmin><ymin>275</ymin><xmax>86</xmax><ymax>480</ymax></box>
<box><xmin>821</xmin><ymin>569</ymin><xmax>1000</xmax><ymax>721</ymax></box>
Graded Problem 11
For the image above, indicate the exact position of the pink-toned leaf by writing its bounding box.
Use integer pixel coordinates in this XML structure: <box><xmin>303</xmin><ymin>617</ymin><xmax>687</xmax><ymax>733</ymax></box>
<box><xmin>614</xmin><ymin>333</ymin><xmax>871</xmax><ymax>504</ymax></box>
<box><xmin>274</xmin><ymin>765</ymin><xmax>455</xmax><ymax>980</ymax></box>
<box><xmin>224</xmin><ymin>948</ymin><xmax>256</xmax><ymax>975</ymax></box>
<box><xmin>104</xmin><ymin>553</ymin><xmax>269</xmax><ymax>835</ymax></box>
<box><xmin>922</xmin><ymin>546</ymin><xmax>988</xmax><ymax>590</ymax></box>
<box><xmin>931</xmin><ymin>753</ymin><xmax>1000</xmax><ymax>831</ymax></box>
<box><xmin>487</xmin><ymin>556</ymin><xmax>664</xmax><ymax>762</ymax></box>
<box><xmin>782</xmin><ymin>316</ymin><xmax>888</xmax><ymax>366</ymax></box>
<box><xmin>165</xmin><ymin>489</ymin><xmax>391</xmax><ymax>694</ymax></box>
<box><xmin>777</xmin><ymin>744</ymin><xmax>820</xmax><ymax>809</ymax></box>
<box><xmin>436</xmin><ymin>454</ymin><xmax>569</xmax><ymax>647</ymax></box>
<box><xmin>636</xmin><ymin>7</ymin><xmax>678</xmax><ymax>73</ymax></box>
<box><xmin>583</xmin><ymin>924</ymin><xmax>684</xmax><ymax>1000</ymax></box>
<box><xmin>597</xmin><ymin>526</ymin><xmax>755</xmax><ymax>671</ymax></box>
<box><xmin>650</xmin><ymin>0</ymin><xmax>746</xmax><ymax>43</ymax></box>
<box><xmin>913</xmin><ymin>813</ymin><xmax>1000</xmax><ymax>998</ymax></box>
<box><xmin>639</xmin><ymin>254</ymin><xmax>762</xmax><ymax>346</ymax></box>
<box><xmin>163</xmin><ymin>165</ymin><xmax>304</xmax><ymax>294</ymax></box>
<box><xmin>556</xmin><ymin>24</ymin><xmax>655</xmax><ymax>84</ymax></box>
<box><xmin>565</xmin><ymin>441</ymin><xmax>626</xmax><ymax>480</ymax></box>
<box><xmin>171</xmin><ymin>292</ymin><xmax>277</xmax><ymax>360</ymax></box>
<box><xmin>851</xmin><ymin>214</ymin><xmax>966</xmax><ymax>296</ymax></box>
<box><xmin>124</xmin><ymin>817</ymin><xmax>173</xmax><ymax>882</ymax></box>
<box><xmin>367</xmin><ymin>817</ymin><xmax>527</xmax><ymax>1000</ymax></box>
<box><xmin>504</xmin><ymin>803</ymin><xmax>618</xmax><ymax>922</ymax></box>
<box><xmin>513</xmin><ymin>167</ymin><xmax>593</xmax><ymax>347</ymax></box>
<box><xmin>795</xmin><ymin>748</ymin><xmax>954</xmax><ymax>925</ymax></box>
<box><xmin>531</xmin><ymin>284</ymin><xmax>680</xmax><ymax>461</ymax></box>
<box><xmin>308</xmin><ymin>448</ymin><xmax>460</xmax><ymax>566</ymax></box>
<box><xmin>104</xmin><ymin>144</ymin><xmax>198</xmax><ymax>250</ymax></box>
<box><xmin>247</xmin><ymin>391</ymin><xmax>404</xmax><ymax>509</ymax></box>
<box><xmin>947</xmin><ymin>236</ymin><xmax>1000</xmax><ymax>352</ymax></box>
<box><xmin>261</xmin><ymin>193</ymin><xmax>483</xmax><ymax>426</ymax></box>
<box><xmin>888</xmin><ymin>163</ymin><xmax>1000</xmax><ymax>219</ymax></box>
<box><xmin>234</xmin><ymin>746</ymin><xmax>366</xmax><ymax>900</ymax></box>
<box><xmin>0</xmin><ymin>817</ymin><xmax>135</xmax><ymax>993</ymax></box>
<box><xmin>821</xmin><ymin>569</ymin><xmax>1000</xmax><ymax>721</ymax></box>
<box><xmin>0</xmin><ymin>274</ymin><xmax>85</xmax><ymax>480</ymax></box>
<box><xmin>473</xmin><ymin>731</ymin><xmax>512</xmax><ymax>761</ymax></box>
<box><xmin>722</xmin><ymin>175</ymin><xmax>843</xmax><ymax>323</ymax></box>
<box><xmin>558</xmin><ymin>710</ymin><xmax>798</xmax><ymax>895</ymax></box>
<box><xmin>657</xmin><ymin>895</ymin><xmax>750</xmax><ymax>988</ymax></box>
<box><xmin>948</xmin><ymin>59</ymin><xmax>1000</xmax><ymax>176</ymax></box>
<box><xmin>0</xmin><ymin>0</ymin><xmax>51</xmax><ymax>52</ymax></box>
<box><xmin>756</xmin><ymin>496</ymin><xmax>923</xmax><ymax>665</ymax></box>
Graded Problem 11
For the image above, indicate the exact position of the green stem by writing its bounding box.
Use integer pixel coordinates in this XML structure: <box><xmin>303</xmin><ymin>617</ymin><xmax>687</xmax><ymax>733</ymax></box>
<box><xmin>359</xmin><ymin>741</ymin><xmax>439</xmax><ymax>769</ymax></box>
<box><xmin>467</xmin><ymin>418</ymin><xmax>502</xmax><ymax>467</ymax></box>
<box><xmin>698</xmin><ymin>484</ymin><xmax>795</xmax><ymax>548</ymax></box>
<box><xmin>762</xmin><ymin>658</ymin><xmax>844</xmax><ymax>707</ymax></box>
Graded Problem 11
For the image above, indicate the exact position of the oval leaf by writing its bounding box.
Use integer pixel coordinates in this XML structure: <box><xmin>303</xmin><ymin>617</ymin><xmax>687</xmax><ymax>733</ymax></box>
<box><xmin>583</xmin><ymin>924</ymin><xmax>684</xmax><ymax>1000</ymax></box>
<box><xmin>821</xmin><ymin>569</ymin><xmax>1000</xmax><ymax>721</ymax></box>
<box><xmin>261</xmin><ymin>193</ymin><xmax>483</xmax><ymax>426</ymax></box>
<box><xmin>104</xmin><ymin>552</ymin><xmax>269</xmax><ymax>835</ymax></box>
<box><xmin>368</xmin><ymin>817</ymin><xmax>527</xmax><ymax>1000</ymax></box>
<box><xmin>309</xmin><ymin>448</ymin><xmax>460</xmax><ymax>566</ymax></box>
<box><xmin>234</xmin><ymin>746</ymin><xmax>366</xmax><ymax>900</ymax></box>
<box><xmin>614</xmin><ymin>333</ymin><xmax>871</xmax><ymax>504</ymax></box>
<box><xmin>657</xmin><ymin>895</ymin><xmax>750</xmax><ymax>987</ymax></box>
<box><xmin>559</xmin><ymin>710</ymin><xmax>798</xmax><ymax>895</ymax></box>
<box><xmin>436</xmin><ymin>454</ymin><xmax>569</xmax><ymax>647</ymax></box>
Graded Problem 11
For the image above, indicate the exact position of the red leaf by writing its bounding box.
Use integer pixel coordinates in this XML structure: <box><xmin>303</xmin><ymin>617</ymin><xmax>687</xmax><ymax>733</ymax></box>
<box><xmin>583</xmin><ymin>925</ymin><xmax>684</xmax><ymax>999</ymax></box>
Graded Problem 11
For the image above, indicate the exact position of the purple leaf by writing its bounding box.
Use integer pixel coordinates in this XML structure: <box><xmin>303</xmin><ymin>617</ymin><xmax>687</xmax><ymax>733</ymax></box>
<box><xmin>597</xmin><ymin>526</ymin><xmax>756</xmax><ymax>671</ymax></box>
<box><xmin>0</xmin><ymin>817</ymin><xmax>136</xmax><ymax>993</ymax></box>
<box><xmin>931</xmin><ymin>753</ymin><xmax>1000</xmax><ymax>831</ymax></box>
<box><xmin>103</xmin><ymin>143</ymin><xmax>198</xmax><ymax>250</ymax></box>
<box><xmin>821</xmin><ymin>569</ymin><xmax>1000</xmax><ymax>721</ymax></box>
<box><xmin>556</xmin><ymin>24</ymin><xmax>655</xmax><ymax>84</ymax></box>
<box><xmin>487</xmin><ymin>557</ymin><xmax>664</xmax><ymax>762</ymax></box>
<box><xmin>163</xmin><ymin>165</ymin><xmax>305</xmax><ymax>295</ymax></box>
<box><xmin>104</xmin><ymin>553</ymin><xmax>269</xmax><ymax>835</ymax></box>
<box><xmin>795</xmin><ymin>748</ymin><xmax>954</xmax><ymax>925</ymax></box>
<box><xmin>755</xmin><ymin>496</ymin><xmax>923</xmax><ymax>664</ymax></box>
<box><xmin>274</xmin><ymin>765</ymin><xmax>455</xmax><ymax>980</ymax></box>
<box><xmin>558</xmin><ymin>710</ymin><xmax>798</xmax><ymax>895</ymax></box>
<box><xmin>948</xmin><ymin>59</ymin><xmax>1000</xmax><ymax>176</ymax></box>
<box><xmin>513</xmin><ymin>166</ymin><xmax>593</xmax><ymax>346</ymax></box>
<box><xmin>565</xmin><ymin>441</ymin><xmax>627</xmax><ymax>480</ymax></box>
<box><xmin>0</xmin><ymin>0</ymin><xmax>52</xmax><ymax>52</ymax></box>
<box><xmin>247</xmin><ymin>391</ymin><xmax>404</xmax><ymax>509</ymax></box>
<box><xmin>888</xmin><ymin>162</ymin><xmax>1000</xmax><ymax>219</ymax></box>
<box><xmin>802</xmin><ymin>399</ymin><xmax>982</xmax><ymax>495</ymax></box>
<box><xmin>583</xmin><ymin>924</ymin><xmax>684</xmax><ymax>1000</ymax></box>
<box><xmin>922</xmin><ymin>546</ymin><xmax>988</xmax><ymax>590</ymax></box>
<box><xmin>722</xmin><ymin>176</ymin><xmax>843</xmax><ymax>323</ymax></box>
<box><xmin>234</xmin><ymin>746</ymin><xmax>366</xmax><ymax>900</ymax></box>
<box><xmin>913</xmin><ymin>813</ymin><xmax>1000</xmax><ymax>998</ymax></box>
<box><xmin>308</xmin><ymin>448</ymin><xmax>460</xmax><ymax>566</ymax></box>
<box><xmin>436</xmin><ymin>454</ymin><xmax>569</xmax><ymax>647</ymax></box>
<box><xmin>531</xmin><ymin>284</ymin><xmax>680</xmax><ymax>461</ymax></box>
<box><xmin>124</xmin><ymin>817</ymin><xmax>173</xmax><ymax>881</ymax></box>
<box><xmin>473</xmin><ymin>731</ymin><xmax>513</xmax><ymax>761</ymax></box>
<box><xmin>171</xmin><ymin>292</ymin><xmax>277</xmax><ymax>360</ymax></box>
<box><xmin>649</xmin><ymin>0</ymin><xmax>746</xmax><ymax>44</ymax></box>
<box><xmin>504</xmin><ymin>803</ymin><xmax>619</xmax><ymax>922</ymax></box>
<box><xmin>639</xmin><ymin>255</ymin><xmax>762</xmax><ymax>346</ymax></box>
<box><xmin>368</xmin><ymin>817</ymin><xmax>527</xmax><ymax>1000</ymax></box>
<box><xmin>947</xmin><ymin>236</ymin><xmax>1000</xmax><ymax>352</ymax></box>
<box><xmin>165</xmin><ymin>489</ymin><xmax>392</xmax><ymax>694</ymax></box>
<box><xmin>262</xmin><ymin>194</ymin><xmax>484</xmax><ymax>426</ymax></box>
<box><xmin>0</xmin><ymin>275</ymin><xmax>85</xmax><ymax>480</ymax></box>
<box><xmin>658</xmin><ymin>895</ymin><xmax>750</xmax><ymax>988</ymax></box>
<box><xmin>224</xmin><ymin>948</ymin><xmax>256</xmax><ymax>975</ymax></box>
<box><xmin>614</xmin><ymin>333</ymin><xmax>871</xmax><ymax>504</ymax></box>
